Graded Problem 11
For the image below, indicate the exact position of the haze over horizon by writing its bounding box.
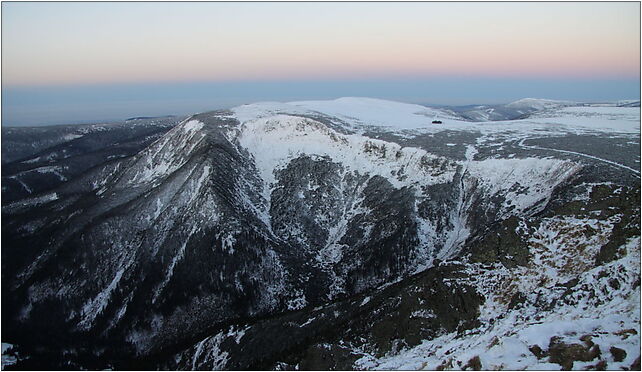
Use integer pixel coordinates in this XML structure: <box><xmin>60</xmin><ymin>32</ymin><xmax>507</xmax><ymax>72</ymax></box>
<box><xmin>2</xmin><ymin>2</ymin><xmax>640</xmax><ymax>126</ymax></box>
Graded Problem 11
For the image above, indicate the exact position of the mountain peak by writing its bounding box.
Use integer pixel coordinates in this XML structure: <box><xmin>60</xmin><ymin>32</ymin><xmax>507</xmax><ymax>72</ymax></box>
<box><xmin>229</xmin><ymin>97</ymin><xmax>463</xmax><ymax>130</ymax></box>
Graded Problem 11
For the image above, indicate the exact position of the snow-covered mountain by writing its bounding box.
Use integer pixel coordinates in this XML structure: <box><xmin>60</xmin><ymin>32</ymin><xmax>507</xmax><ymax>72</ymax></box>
<box><xmin>439</xmin><ymin>98</ymin><xmax>642</xmax><ymax>123</ymax></box>
<box><xmin>289</xmin><ymin>97</ymin><xmax>464</xmax><ymax>128</ymax></box>
<box><xmin>2</xmin><ymin>98</ymin><xmax>640</xmax><ymax>370</ymax></box>
<box><xmin>505</xmin><ymin>97</ymin><xmax>575</xmax><ymax>110</ymax></box>
<box><xmin>437</xmin><ymin>98</ymin><xmax>573</xmax><ymax>122</ymax></box>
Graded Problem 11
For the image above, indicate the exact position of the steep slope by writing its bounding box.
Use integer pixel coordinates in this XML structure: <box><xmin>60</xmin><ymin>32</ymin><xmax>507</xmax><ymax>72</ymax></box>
<box><xmin>3</xmin><ymin>113</ymin><xmax>292</xmax><ymax>359</ymax></box>
<box><xmin>157</xmin><ymin>179</ymin><xmax>640</xmax><ymax>371</ymax></box>
<box><xmin>2</xmin><ymin>98</ymin><xmax>639</xmax><ymax>370</ymax></box>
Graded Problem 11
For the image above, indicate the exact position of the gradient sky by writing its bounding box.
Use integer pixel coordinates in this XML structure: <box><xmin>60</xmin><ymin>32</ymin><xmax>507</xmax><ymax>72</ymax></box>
<box><xmin>2</xmin><ymin>2</ymin><xmax>640</xmax><ymax>126</ymax></box>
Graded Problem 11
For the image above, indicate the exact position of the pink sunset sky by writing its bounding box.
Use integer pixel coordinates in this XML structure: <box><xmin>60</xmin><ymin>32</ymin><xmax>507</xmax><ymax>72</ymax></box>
<box><xmin>2</xmin><ymin>2</ymin><xmax>639</xmax><ymax>87</ymax></box>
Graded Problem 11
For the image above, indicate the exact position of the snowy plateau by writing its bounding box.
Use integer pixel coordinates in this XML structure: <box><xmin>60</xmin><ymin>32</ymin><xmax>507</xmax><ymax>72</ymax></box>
<box><xmin>1</xmin><ymin>97</ymin><xmax>640</xmax><ymax>370</ymax></box>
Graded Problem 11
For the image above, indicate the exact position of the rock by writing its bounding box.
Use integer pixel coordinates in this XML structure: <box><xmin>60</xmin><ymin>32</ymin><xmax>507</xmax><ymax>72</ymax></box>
<box><xmin>614</xmin><ymin>329</ymin><xmax>638</xmax><ymax>339</ymax></box>
<box><xmin>463</xmin><ymin>355</ymin><xmax>482</xmax><ymax>371</ymax></box>
<box><xmin>589</xmin><ymin>360</ymin><xmax>608</xmax><ymax>370</ymax></box>
<box><xmin>508</xmin><ymin>292</ymin><xmax>527</xmax><ymax>310</ymax></box>
<box><xmin>588</xmin><ymin>345</ymin><xmax>602</xmax><ymax>360</ymax></box>
<box><xmin>548</xmin><ymin>336</ymin><xmax>599</xmax><ymax>370</ymax></box>
<box><xmin>594</xmin><ymin>187</ymin><xmax>641</xmax><ymax>265</ymax></box>
<box><xmin>610</xmin><ymin>347</ymin><xmax>627</xmax><ymax>362</ymax></box>
<box><xmin>529</xmin><ymin>345</ymin><xmax>546</xmax><ymax>359</ymax></box>
<box><xmin>580</xmin><ymin>335</ymin><xmax>594</xmax><ymax>348</ymax></box>
<box><xmin>435</xmin><ymin>358</ymin><xmax>454</xmax><ymax>371</ymax></box>
<box><xmin>468</xmin><ymin>216</ymin><xmax>530</xmax><ymax>268</ymax></box>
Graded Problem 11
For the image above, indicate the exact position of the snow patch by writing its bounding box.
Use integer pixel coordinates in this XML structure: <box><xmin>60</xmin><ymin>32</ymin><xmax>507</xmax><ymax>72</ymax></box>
<box><xmin>78</xmin><ymin>268</ymin><xmax>125</xmax><ymax>330</ymax></box>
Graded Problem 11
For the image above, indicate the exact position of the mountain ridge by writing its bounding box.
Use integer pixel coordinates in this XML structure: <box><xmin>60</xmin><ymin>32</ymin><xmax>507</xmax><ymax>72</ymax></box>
<box><xmin>2</xmin><ymin>97</ymin><xmax>639</xmax><ymax>370</ymax></box>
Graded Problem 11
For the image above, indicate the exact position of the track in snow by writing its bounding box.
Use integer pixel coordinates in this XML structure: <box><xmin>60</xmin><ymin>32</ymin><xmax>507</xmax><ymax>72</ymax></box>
<box><xmin>517</xmin><ymin>138</ymin><xmax>641</xmax><ymax>178</ymax></box>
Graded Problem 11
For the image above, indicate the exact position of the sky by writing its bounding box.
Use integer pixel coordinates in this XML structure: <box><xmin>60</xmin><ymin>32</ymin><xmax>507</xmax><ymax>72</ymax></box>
<box><xmin>2</xmin><ymin>2</ymin><xmax>640</xmax><ymax>126</ymax></box>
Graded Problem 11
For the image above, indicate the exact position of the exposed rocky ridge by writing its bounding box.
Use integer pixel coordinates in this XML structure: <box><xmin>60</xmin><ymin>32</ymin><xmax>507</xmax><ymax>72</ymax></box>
<box><xmin>1</xmin><ymin>98</ymin><xmax>639</xmax><ymax>370</ymax></box>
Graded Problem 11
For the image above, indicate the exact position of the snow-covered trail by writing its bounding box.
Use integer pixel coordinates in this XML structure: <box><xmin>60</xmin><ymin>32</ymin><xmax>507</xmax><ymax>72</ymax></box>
<box><xmin>517</xmin><ymin>138</ymin><xmax>641</xmax><ymax>178</ymax></box>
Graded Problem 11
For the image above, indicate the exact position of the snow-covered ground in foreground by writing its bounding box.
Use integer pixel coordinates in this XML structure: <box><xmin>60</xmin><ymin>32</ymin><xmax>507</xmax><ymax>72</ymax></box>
<box><xmin>356</xmin><ymin>232</ymin><xmax>640</xmax><ymax>371</ymax></box>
